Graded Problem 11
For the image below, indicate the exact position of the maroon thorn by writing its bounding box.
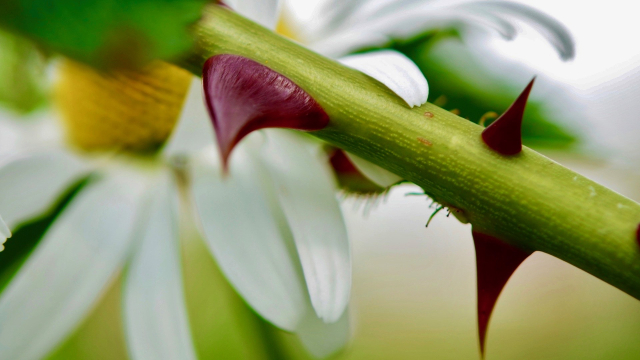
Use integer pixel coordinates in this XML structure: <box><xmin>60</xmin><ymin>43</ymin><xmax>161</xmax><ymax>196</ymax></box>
<box><xmin>202</xmin><ymin>54</ymin><xmax>329</xmax><ymax>169</ymax></box>
<box><xmin>481</xmin><ymin>77</ymin><xmax>535</xmax><ymax>155</ymax></box>
<box><xmin>472</xmin><ymin>231</ymin><xmax>532</xmax><ymax>357</ymax></box>
<box><xmin>329</xmin><ymin>149</ymin><xmax>360</xmax><ymax>175</ymax></box>
<box><xmin>217</xmin><ymin>1</ymin><xmax>231</xmax><ymax>9</ymax></box>
<box><xmin>636</xmin><ymin>223</ymin><xmax>640</xmax><ymax>248</ymax></box>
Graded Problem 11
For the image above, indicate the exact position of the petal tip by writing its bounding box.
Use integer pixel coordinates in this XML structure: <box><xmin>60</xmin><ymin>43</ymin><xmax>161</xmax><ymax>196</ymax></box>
<box><xmin>202</xmin><ymin>54</ymin><xmax>329</xmax><ymax>168</ymax></box>
<box><xmin>481</xmin><ymin>77</ymin><xmax>535</xmax><ymax>155</ymax></box>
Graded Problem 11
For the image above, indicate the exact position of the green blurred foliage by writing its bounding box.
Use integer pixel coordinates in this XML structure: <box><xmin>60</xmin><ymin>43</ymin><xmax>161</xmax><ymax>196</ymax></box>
<box><xmin>180</xmin><ymin>230</ymin><xmax>278</xmax><ymax>360</ymax></box>
<box><xmin>358</xmin><ymin>30</ymin><xmax>578</xmax><ymax>150</ymax></box>
<box><xmin>0</xmin><ymin>0</ymin><xmax>207</xmax><ymax>69</ymax></box>
<box><xmin>0</xmin><ymin>29</ymin><xmax>48</xmax><ymax>113</ymax></box>
<box><xmin>47</xmin><ymin>278</ymin><xmax>129</xmax><ymax>360</ymax></box>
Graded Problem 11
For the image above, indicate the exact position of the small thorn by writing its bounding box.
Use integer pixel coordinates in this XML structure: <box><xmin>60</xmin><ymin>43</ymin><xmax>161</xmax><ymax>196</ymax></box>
<box><xmin>636</xmin><ymin>223</ymin><xmax>640</xmax><ymax>248</ymax></box>
<box><xmin>472</xmin><ymin>231</ymin><xmax>532</xmax><ymax>356</ymax></box>
<box><xmin>329</xmin><ymin>149</ymin><xmax>386</xmax><ymax>195</ymax></box>
<box><xmin>481</xmin><ymin>77</ymin><xmax>535</xmax><ymax>155</ymax></box>
<box><xmin>329</xmin><ymin>149</ymin><xmax>359</xmax><ymax>175</ymax></box>
<box><xmin>202</xmin><ymin>55</ymin><xmax>329</xmax><ymax>170</ymax></box>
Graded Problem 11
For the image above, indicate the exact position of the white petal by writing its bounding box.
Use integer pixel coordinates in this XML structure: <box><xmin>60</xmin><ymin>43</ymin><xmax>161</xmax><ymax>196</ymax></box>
<box><xmin>162</xmin><ymin>78</ymin><xmax>216</xmax><ymax>159</ymax></box>
<box><xmin>0</xmin><ymin>150</ymin><xmax>89</xmax><ymax>228</ymax></box>
<box><xmin>190</xmin><ymin>144</ymin><xmax>310</xmax><ymax>331</ymax></box>
<box><xmin>344</xmin><ymin>152</ymin><xmax>402</xmax><ymax>187</ymax></box>
<box><xmin>297</xmin><ymin>310</ymin><xmax>350</xmax><ymax>359</ymax></box>
<box><xmin>0</xmin><ymin>215</ymin><xmax>10</xmax><ymax>252</ymax></box>
<box><xmin>224</xmin><ymin>0</ymin><xmax>283</xmax><ymax>30</ymax></box>
<box><xmin>124</xmin><ymin>172</ymin><xmax>197</xmax><ymax>360</ymax></box>
<box><xmin>0</xmin><ymin>172</ymin><xmax>147</xmax><ymax>360</ymax></box>
<box><xmin>339</xmin><ymin>50</ymin><xmax>428</xmax><ymax>107</ymax></box>
<box><xmin>310</xmin><ymin>0</ymin><xmax>573</xmax><ymax>61</ymax></box>
<box><xmin>260</xmin><ymin>130</ymin><xmax>351</xmax><ymax>323</ymax></box>
<box><xmin>461</xmin><ymin>1</ymin><xmax>574</xmax><ymax>60</ymax></box>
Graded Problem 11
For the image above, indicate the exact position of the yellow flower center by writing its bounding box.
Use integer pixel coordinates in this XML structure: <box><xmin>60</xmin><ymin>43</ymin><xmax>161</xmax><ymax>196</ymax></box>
<box><xmin>54</xmin><ymin>60</ymin><xmax>193</xmax><ymax>153</ymax></box>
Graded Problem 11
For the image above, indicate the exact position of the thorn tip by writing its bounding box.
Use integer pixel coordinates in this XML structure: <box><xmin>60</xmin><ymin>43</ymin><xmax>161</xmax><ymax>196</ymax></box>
<box><xmin>481</xmin><ymin>77</ymin><xmax>535</xmax><ymax>155</ymax></box>
<box><xmin>472</xmin><ymin>230</ymin><xmax>531</xmax><ymax>356</ymax></box>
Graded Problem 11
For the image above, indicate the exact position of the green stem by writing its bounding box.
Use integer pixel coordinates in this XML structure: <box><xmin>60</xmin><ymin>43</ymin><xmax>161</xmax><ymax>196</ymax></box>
<box><xmin>180</xmin><ymin>6</ymin><xmax>640</xmax><ymax>300</ymax></box>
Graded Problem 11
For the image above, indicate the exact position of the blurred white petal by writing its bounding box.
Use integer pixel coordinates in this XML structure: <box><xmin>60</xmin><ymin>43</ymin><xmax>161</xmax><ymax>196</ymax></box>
<box><xmin>309</xmin><ymin>0</ymin><xmax>573</xmax><ymax>60</ymax></box>
<box><xmin>162</xmin><ymin>78</ymin><xmax>215</xmax><ymax>159</ymax></box>
<box><xmin>297</xmin><ymin>310</ymin><xmax>350</xmax><ymax>359</ymax></box>
<box><xmin>0</xmin><ymin>172</ymin><xmax>147</xmax><ymax>360</ymax></box>
<box><xmin>124</xmin><ymin>172</ymin><xmax>196</xmax><ymax>360</ymax></box>
<box><xmin>339</xmin><ymin>50</ymin><xmax>428</xmax><ymax>107</ymax></box>
<box><xmin>462</xmin><ymin>1</ymin><xmax>574</xmax><ymax>60</ymax></box>
<box><xmin>261</xmin><ymin>130</ymin><xmax>351</xmax><ymax>323</ymax></box>
<box><xmin>0</xmin><ymin>113</ymin><xmax>65</xmax><ymax>158</ymax></box>
<box><xmin>0</xmin><ymin>215</ymin><xmax>10</xmax><ymax>251</ymax></box>
<box><xmin>225</xmin><ymin>0</ymin><xmax>283</xmax><ymax>30</ymax></box>
<box><xmin>0</xmin><ymin>150</ymin><xmax>89</xmax><ymax>228</ymax></box>
<box><xmin>345</xmin><ymin>152</ymin><xmax>402</xmax><ymax>187</ymax></box>
<box><xmin>191</xmin><ymin>144</ymin><xmax>310</xmax><ymax>331</ymax></box>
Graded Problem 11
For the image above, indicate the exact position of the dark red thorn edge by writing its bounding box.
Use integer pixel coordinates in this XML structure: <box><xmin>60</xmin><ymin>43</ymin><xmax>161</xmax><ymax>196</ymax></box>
<box><xmin>472</xmin><ymin>231</ymin><xmax>532</xmax><ymax>357</ymax></box>
<box><xmin>216</xmin><ymin>0</ymin><xmax>231</xmax><ymax>9</ymax></box>
<box><xmin>202</xmin><ymin>54</ymin><xmax>329</xmax><ymax>169</ymax></box>
<box><xmin>329</xmin><ymin>149</ymin><xmax>360</xmax><ymax>175</ymax></box>
<box><xmin>636</xmin><ymin>223</ymin><xmax>640</xmax><ymax>248</ymax></box>
<box><xmin>481</xmin><ymin>77</ymin><xmax>536</xmax><ymax>155</ymax></box>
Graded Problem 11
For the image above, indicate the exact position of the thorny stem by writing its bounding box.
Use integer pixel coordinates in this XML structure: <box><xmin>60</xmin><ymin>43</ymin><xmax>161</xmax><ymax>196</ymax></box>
<box><xmin>180</xmin><ymin>6</ymin><xmax>640</xmax><ymax>300</ymax></box>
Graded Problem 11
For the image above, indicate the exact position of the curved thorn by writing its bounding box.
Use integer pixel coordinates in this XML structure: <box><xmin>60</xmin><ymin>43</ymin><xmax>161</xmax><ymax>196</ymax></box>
<box><xmin>202</xmin><ymin>54</ymin><xmax>329</xmax><ymax>169</ymax></box>
<box><xmin>472</xmin><ymin>231</ymin><xmax>532</xmax><ymax>356</ymax></box>
<box><xmin>481</xmin><ymin>77</ymin><xmax>535</xmax><ymax>155</ymax></box>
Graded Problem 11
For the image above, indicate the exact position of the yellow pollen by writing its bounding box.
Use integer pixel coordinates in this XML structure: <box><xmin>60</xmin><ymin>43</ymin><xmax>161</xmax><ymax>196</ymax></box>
<box><xmin>55</xmin><ymin>60</ymin><xmax>193</xmax><ymax>152</ymax></box>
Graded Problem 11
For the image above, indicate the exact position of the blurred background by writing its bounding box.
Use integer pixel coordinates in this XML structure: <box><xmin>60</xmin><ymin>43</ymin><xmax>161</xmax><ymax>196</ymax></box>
<box><xmin>3</xmin><ymin>0</ymin><xmax>640</xmax><ymax>359</ymax></box>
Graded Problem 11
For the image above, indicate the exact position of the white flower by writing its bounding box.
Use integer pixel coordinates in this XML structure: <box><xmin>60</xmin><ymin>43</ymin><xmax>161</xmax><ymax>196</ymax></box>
<box><xmin>0</xmin><ymin>9</ymin><xmax>430</xmax><ymax>360</ymax></box>
<box><xmin>0</xmin><ymin>57</ymin><xmax>359</xmax><ymax>359</ymax></box>
<box><xmin>0</xmin><ymin>0</ymin><xmax>571</xmax><ymax>359</ymax></box>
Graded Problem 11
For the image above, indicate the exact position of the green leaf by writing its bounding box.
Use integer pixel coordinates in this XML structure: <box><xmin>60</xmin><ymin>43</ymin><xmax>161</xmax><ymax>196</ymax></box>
<box><xmin>0</xmin><ymin>29</ymin><xmax>48</xmax><ymax>113</ymax></box>
<box><xmin>0</xmin><ymin>0</ymin><xmax>208</xmax><ymax>69</ymax></box>
<box><xmin>356</xmin><ymin>30</ymin><xmax>579</xmax><ymax>150</ymax></box>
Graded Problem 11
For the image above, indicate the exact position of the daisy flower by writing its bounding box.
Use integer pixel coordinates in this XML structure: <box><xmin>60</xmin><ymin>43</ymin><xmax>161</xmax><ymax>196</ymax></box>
<box><xmin>0</xmin><ymin>54</ymin><xmax>363</xmax><ymax>359</ymax></box>
<box><xmin>0</xmin><ymin>0</ymin><xmax>573</xmax><ymax>359</ymax></box>
<box><xmin>0</xmin><ymin>10</ymin><xmax>426</xmax><ymax>360</ymax></box>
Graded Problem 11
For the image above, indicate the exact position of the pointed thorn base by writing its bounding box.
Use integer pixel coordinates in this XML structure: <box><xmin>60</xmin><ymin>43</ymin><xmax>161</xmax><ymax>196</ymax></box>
<box><xmin>481</xmin><ymin>77</ymin><xmax>535</xmax><ymax>155</ymax></box>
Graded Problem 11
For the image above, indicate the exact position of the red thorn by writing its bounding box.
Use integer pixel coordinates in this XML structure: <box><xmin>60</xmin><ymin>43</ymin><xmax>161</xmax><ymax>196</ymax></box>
<box><xmin>481</xmin><ymin>77</ymin><xmax>535</xmax><ymax>155</ymax></box>
<box><xmin>329</xmin><ymin>149</ymin><xmax>360</xmax><ymax>175</ymax></box>
<box><xmin>216</xmin><ymin>0</ymin><xmax>230</xmax><ymax>9</ymax></box>
<box><xmin>636</xmin><ymin>223</ymin><xmax>640</xmax><ymax>248</ymax></box>
<box><xmin>472</xmin><ymin>231</ymin><xmax>532</xmax><ymax>356</ymax></box>
<box><xmin>202</xmin><ymin>55</ymin><xmax>329</xmax><ymax>169</ymax></box>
